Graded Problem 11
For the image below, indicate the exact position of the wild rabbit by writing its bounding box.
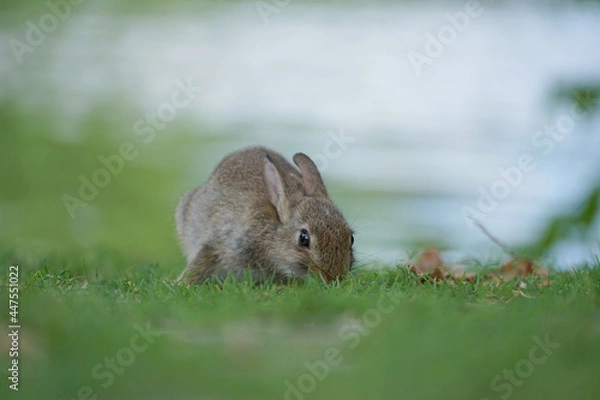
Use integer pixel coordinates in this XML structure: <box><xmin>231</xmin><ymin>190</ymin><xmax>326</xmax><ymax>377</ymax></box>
<box><xmin>176</xmin><ymin>146</ymin><xmax>354</xmax><ymax>284</ymax></box>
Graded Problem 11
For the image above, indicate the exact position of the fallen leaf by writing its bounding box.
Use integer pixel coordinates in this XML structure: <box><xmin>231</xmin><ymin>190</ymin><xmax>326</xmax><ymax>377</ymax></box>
<box><xmin>415</xmin><ymin>248</ymin><xmax>444</xmax><ymax>273</ymax></box>
<box><xmin>431</xmin><ymin>267</ymin><xmax>448</xmax><ymax>281</ymax></box>
<box><xmin>407</xmin><ymin>249</ymin><xmax>551</xmax><ymax>287</ymax></box>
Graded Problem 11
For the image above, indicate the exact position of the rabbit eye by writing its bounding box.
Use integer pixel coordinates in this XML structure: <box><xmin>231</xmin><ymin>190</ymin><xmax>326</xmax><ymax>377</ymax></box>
<box><xmin>351</xmin><ymin>235</ymin><xmax>355</xmax><ymax>246</ymax></box>
<box><xmin>299</xmin><ymin>229</ymin><xmax>310</xmax><ymax>248</ymax></box>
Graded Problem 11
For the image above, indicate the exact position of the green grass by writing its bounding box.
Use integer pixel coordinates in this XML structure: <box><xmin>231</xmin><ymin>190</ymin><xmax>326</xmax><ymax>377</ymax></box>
<box><xmin>1</xmin><ymin>253</ymin><xmax>599</xmax><ymax>400</ymax></box>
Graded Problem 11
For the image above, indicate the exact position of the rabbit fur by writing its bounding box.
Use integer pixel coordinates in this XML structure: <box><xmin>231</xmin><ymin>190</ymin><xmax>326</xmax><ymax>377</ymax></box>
<box><xmin>176</xmin><ymin>146</ymin><xmax>354</xmax><ymax>283</ymax></box>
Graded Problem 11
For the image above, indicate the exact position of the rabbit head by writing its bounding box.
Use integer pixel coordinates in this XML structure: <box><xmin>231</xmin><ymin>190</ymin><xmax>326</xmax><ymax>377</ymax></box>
<box><xmin>264</xmin><ymin>152</ymin><xmax>354</xmax><ymax>282</ymax></box>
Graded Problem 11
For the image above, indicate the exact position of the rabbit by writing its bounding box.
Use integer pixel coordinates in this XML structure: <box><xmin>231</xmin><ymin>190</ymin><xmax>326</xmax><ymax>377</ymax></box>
<box><xmin>175</xmin><ymin>146</ymin><xmax>355</xmax><ymax>284</ymax></box>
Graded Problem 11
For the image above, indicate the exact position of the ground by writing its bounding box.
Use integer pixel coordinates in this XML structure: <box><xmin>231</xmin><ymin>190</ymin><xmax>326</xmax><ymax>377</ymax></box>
<box><xmin>1</xmin><ymin>253</ymin><xmax>599</xmax><ymax>400</ymax></box>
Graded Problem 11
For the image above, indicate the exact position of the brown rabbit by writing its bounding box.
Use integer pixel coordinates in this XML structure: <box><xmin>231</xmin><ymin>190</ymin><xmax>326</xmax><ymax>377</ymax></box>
<box><xmin>176</xmin><ymin>146</ymin><xmax>354</xmax><ymax>284</ymax></box>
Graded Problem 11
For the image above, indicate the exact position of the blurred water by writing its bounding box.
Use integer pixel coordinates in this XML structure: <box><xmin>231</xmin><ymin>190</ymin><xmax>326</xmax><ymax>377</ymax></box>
<box><xmin>2</xmin><ymin>1</ymin><xmax>600</xmax><ymax>267</ymax></box>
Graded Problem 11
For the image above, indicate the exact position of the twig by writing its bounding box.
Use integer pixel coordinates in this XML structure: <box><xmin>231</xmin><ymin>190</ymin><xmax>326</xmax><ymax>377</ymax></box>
<box><xmin>468</xmin><ymin>216</ymin><xmax>519</xmax><ymax>259</ymax></box>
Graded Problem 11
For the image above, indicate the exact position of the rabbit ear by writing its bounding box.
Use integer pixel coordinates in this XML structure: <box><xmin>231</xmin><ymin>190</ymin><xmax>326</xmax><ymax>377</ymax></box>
<box><xmin>293</xmin><ymin>153</ymin><xmax>328</xmax><ymax>197</ymax></box>
<box><xmin>264</xmin><ymin>155</ymin><xmax>287</xmax><ymax>219</ymax></box>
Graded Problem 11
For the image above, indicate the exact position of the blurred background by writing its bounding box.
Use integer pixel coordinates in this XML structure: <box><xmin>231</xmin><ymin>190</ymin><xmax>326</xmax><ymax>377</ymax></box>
<box><xmin>1</xmin><ymin>0</ymin><xmax>599</xmax><ymax>273</ymax></box>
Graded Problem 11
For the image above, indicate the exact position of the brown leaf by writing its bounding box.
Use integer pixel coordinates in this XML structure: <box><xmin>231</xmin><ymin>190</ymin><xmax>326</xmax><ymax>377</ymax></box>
<box><xmin>452</xmin><ymin>269</ymin><xmax>476</xmax><ymax>282</ymax></box>
<box><xmin>498</xmin><ymin>259</ymin><xmax>535</xmax><ymax>279</ymax></box>
<box><xmin>491</xmin><ymin>258</ymin><xmax>551</xmax><ymax>287</ymax></box>
<box><xmin>407</xmin><ymin>263</ymin><xmax>423</xmax><ymax>277</ymax></box>
<box><xmin>407</xmin><ymin>250</ymin><xmax>550</xmax><ymax>288</ymax></box>
<box><xmin>415</xmin><ymin>248</ymin><xmax>444</xmax><ymax>273</ymax></box>
<box><xmin>534</xmin><ymin>267</ymin><xmax>550</xmax><ymax>278</ymax></box>
<box><xmin>431</xmin><ymin>267</ymin><xmax>449</xmax><ymax>281</ymax></box>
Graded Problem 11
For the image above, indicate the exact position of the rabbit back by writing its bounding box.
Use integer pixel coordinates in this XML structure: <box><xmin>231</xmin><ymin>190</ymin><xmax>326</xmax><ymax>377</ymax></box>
<box><xmin>176</xmin><ymin>146</ymin><xmax>303</xmax><ymax>280</ymax></box>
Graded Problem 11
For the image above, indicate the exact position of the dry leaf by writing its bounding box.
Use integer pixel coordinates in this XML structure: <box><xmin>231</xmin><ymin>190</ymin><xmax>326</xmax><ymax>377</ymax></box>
<box><xmin>415</xmin><ymin>248</ymin><xmax>444</xmax><ymax>273</ymax></box>
<box><xmin>431</xmin><ymin>267</ymin><xmax>448</xmax><ymax>281</ymax></box>
<box><xmin>407</xmin><ymin>249</ymin><xmax>551</xmax><ymax>287</ymax></box>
